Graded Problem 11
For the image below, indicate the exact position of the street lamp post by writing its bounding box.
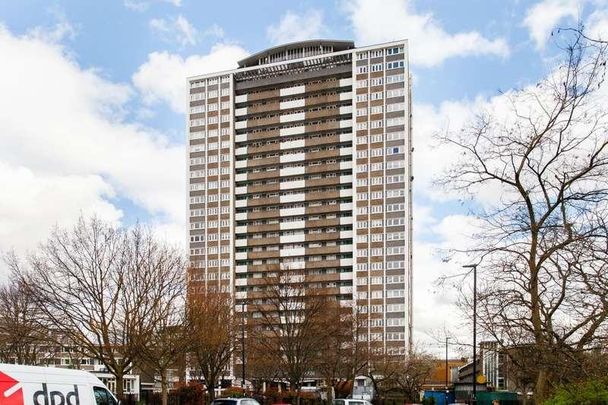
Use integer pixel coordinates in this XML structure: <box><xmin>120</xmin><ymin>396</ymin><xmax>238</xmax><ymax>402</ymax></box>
<box><xmin>445</xmin><ymin>336</ymin><xmax>449</xmax><ymax>389</ymax></box>
<box><xmin>463</xmin><ymin>264</ymin><xmax>478</xmax><ymax>404</ymax></box>
<box><xmin>445</xmin><ymin>336</ymin><xmax>450</xmax><ymax>403</ymax></box>
<box><xmin>241</xmin><ymin>300</ymin><xmax>246</xmax><ymax>389</ymax></box>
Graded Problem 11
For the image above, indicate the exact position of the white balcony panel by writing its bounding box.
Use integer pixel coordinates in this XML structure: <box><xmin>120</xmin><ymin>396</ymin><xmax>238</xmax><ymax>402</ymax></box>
<box><xmin>235</xmin><ymin>121</ymin><xmax>247</xmax><ymax>130</ymax></box>
<box><xmin>340</xmin><ymin>161</ymin><xmax>353</xmax><ymax>170</ymax></box>
<box><xmin>339</xmin><ymin>272</ymin><xmax>353</xmax><ymax>281</ymax></box>
<box><xmin>280</xmin><ymin>85</ymin><xmax>305</xmax><ymax>96</ymax></box>
<box><xmin>280</xmin><ymin>166</ymin><xmax>305</xmax><ymax>177</ymax></box>
<box><xmin>235</xmin><ymin>225</ymin><xmax>247</xmax><ymax>234</ymax></box>
<box><xmin>340</xmin><ymin>244</ymin><xmax>353</xmax><ymax>253</ymax></box>
<box><xmin>340</xmin><ymin>147</ymin><xmax>353</xmax><ymax>156</ymax></box>
<box><xmin>280</xmin><ymin>234</ymin><xmax>305</xmax><ymax>244</ymax></box>
<box><xmin>340</xmin><ymin>230</ymin><xmax>353</xmax><ymax>239</ymax></box>
<box><xmin>235</xmin><ymin>186</ymin><xmax>247</xmax><ymax>195</ymax></box>
<box><xmin>235</xmin><ymin>134</ymin><xmax>247</xmax><ymax>142</ymax></box>
<box><xmin>340</xmin><ymin>217</ymin><xmax>353</xmax><ymax>225</ymax></box>
<box><xmin>340</xmin><ymin>258</ymin><xmax>353</xmax><ymax>266</ymax></box>
<box><xmin>235</xmin><ymin>107</ymin><xmax>248</xmax><ymax>116</ymax></box>
<box><xmin>235</xmin><ymin>173</ymin><xmax>247</xmax><ymax>182</ymax></box>
<box><xmin>280</xmin><ymin>207</ymin><xmax>306</xmax><ymax>217</ymax></box>
<box><xmin>280</xmin><ymin>193</ymin><xmax>305</xmax><ymax>203</ymax></box>
<box><xmin>280</xmin><ymin>220</ymin><xmax>305</xmax><ymax>230</ymax></box>
<box><xmin>340</xmin><ymin>203</ymin><xmax>353</xmax><ymax>211</ymax></box>
<box><xmin>340</xmin><ymin>106</ymin><xmax>353</xmax><ymax>115</ymax></box>
<box><xmin>235</xmin><ymin>239</ymin><xmax>247</xmax><ymax>247</ymax></box>
<box><xmin>340</xmin><ymin>133</ymin><xmax>352</xmax><ymax>142</ymax></box>
<box><xmin>281</xmin><ymin>112</ymin><xmax>305</xmax><ymax>123</ymax></box>
<box><xmin>235</xmin><ymin>265</ymin><xmax>248</xmax><ymax>273</ymax></box>
<box><xmin>235</xmin><ymin>199</ymin><xmax>247</xmax><ymax>208</ymax></box>
<box><xmin>339</xmin><ymin>119</ymin><xmax>352</xmax><ymax>129</ymax></box>
<box><xmin>235</xmin><ymin>252</ymin><xmax>247</xmax><ymax>260</ymax></box>
<box><xmin>280</xmin><ymin>126</ymin><xmax>305</xmax><ymax>136</ymax></box>
<box><xmin>339</xmin><ymin>78</ymin><xmax>353</xmax><ymax>87</ymax></box>
<box><xmin>340</xmin><ymin>175</ymin><xmax>353</xmax><ymax>183</ymax></box>
<box><xmin>235</xmin><ymin>291</ymin><xmax>247</xmax><ymax>299</ymax></box>
<box><xmin>280</xmin><ymin>152</ymin><xmax>305</xmax><ymax>164</ymax></box>
<box><xmin>235</xmin><ymin>146</ymin><xmax>247</xmax><ymax>155</ymax></box>
<box><xmin>339</xmin><ymin>286</ymin><xmax>353</xmax><ymax>294</ymax></box>
<box><xmin>235</xmin><ymin>94</ymin><xmax>247</xmax><ymax>103</ymax></box>
<box><xmin>235</xmin><ymin>160</ymin><xmax>247</xmax><ymax>169</ymax></box>
<box><xmin>340</xmin><ymin>92</ymin><xmax>353</xmax><ymax>101</ymax></box>
<box><xmin>235</xmin><ymin>278</ymin><xmax>247</xmax><ymax>286</ymax></box>
<box><xmin>280</xmin><ymin>248</ymin><xmax>306</xmax><ymax>257</ymax></box>
<box><xmin>280</xmin><ymin>180</ymin><xmax>305</xmax><ymax>190</ymax></box>
<box><xmin>235</xmin><ymin>212</ymin><xmax>247</xmax><ymax>221</ymax></box>
<box><xmin>280</xmin><ymin>99</ymin><xmax>305</xmax><ymax>109</ymax></box>
<box><xmin>340</xmin><ymin>189</ymin><xmax>352</xmax><ymax>198</ymax></box>
<box><xmin>280</xmin><ymin>139</ymin><xmax>305</xmax><ymax>150</ymax></box>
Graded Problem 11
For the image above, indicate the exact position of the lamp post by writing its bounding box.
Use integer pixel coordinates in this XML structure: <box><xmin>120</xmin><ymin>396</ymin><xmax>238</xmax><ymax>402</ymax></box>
<box><xmin>241</xmin><ymin>300</ymin><xmax>246</xmax><ymax>389</ymax></box>
<box><xmin>445</xmin><ymin>336</ymin><xmax>450</xmax><ymax>402</ymax></box>
<box><xmin>463</xmin><ymin>264</ymin><xmax>478</xmax><ymax>404</ymax></box>
<box><xmin>445</xmin><ymin>336</ymin><xmax>450</xmax><ymax>387</ymax></box>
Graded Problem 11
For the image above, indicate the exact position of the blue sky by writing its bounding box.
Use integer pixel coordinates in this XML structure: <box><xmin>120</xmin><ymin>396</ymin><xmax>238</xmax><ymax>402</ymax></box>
<box><xmin>1</xmin><ymin>0</ymin><xmax>606</xmax><ymax>351</ymax></box>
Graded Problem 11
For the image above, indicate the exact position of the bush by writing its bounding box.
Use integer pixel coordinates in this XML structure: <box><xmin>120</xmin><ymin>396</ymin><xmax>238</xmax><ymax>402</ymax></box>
<box><xmin>544</xmin><ymin>378</ymin><xmax>608</xmax><ymax>405</ymax></box>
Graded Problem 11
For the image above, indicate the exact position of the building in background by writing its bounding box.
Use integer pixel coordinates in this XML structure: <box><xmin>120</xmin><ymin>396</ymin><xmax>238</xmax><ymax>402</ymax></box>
<box><xmin>187</xmin><ymin>39</ymin><xmax>412</xmax><ymax>359</ymax></box>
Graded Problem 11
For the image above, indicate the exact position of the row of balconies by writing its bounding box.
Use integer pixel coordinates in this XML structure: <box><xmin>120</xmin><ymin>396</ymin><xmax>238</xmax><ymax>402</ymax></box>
<box><xmin>234</xmin><ymin>175</ymin><xmax>353</xmax><ymax>195</ymax></box>
<box><xmin>235</xmin><ymin>216</ymin><xmax>353</xmax><ymax>234</ymax></box>
<box><xmin>235</xmin><ymin>146</ymin><xmax>352</xmax><ymax>169</ymax></box>
<box><xmin>235</xmin><ymin>230</ymin><xmax>353</xmax><ymax>248</ymax></box>
<box><xmin>234</xmin><ymin>79</ymin><xmax>353</xmax><ymax>105</ymax></box>
<box><xmin>235</xmin><ymin>202</ymin><xmax>353</xmax><ymax>221</ymax></box>
<box><xmin>234</xmin><ymin>285</ymin><xmax>353</xmax><ymax>300</ymax></box>
<box><xmin>234</xmin><ymin>118</ymin><xmax>352</xmax><ymax>143</ymax></box>
<box><xmin>235</xmin><ymin>133</ymin><xmax>352</xmax><ymax>156</ymax></box>
<box><xmin>234</xmin><ymin>105</ymin><xmax>352</xmax><ymax>130</ymax></box>
<box><xmin>234</xmin><ymin>257</ymin><xmax>354</xmax><ymax>274</ymax></box>
<box><xmin>236</xmin><ymin>160</ymin><xmax>352</xmax><ymax>182</ymax></box>
<box><xmin>235</xmin><ymin>188</ymin><xmax>353</xmax><ymax>208</ymax></box>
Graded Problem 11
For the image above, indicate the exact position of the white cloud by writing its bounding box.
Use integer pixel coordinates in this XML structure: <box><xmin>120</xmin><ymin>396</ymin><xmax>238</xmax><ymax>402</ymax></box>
<box><xmin>523</xmin><ymin>0</ymin><xmax>581</xmax><ymax>49</ymax></box>
<box><xmin>342</xmin><ymin>0</ymin><xmax>509</xmax><ymax>67</ymax></box>
<box><xmin>587</xmin><ymin>8</ymin><xmax>608</xmax><ymax>40</ymax></box>
<box><xmin>150</xmin><ymin>14</ymin><xmax>198</xmax><ymax>47</ymax></box>
<box><xmin>125</xmin><ymin>0</ymin><xmax>181</xmax><ymax>11</ymax></box>
<box><xmin>0</xmin><ymin>25</ymin><xmax>185</xmax><ymax>276</ymax></box>
<box><xmin>132</xmin><ymin>44</ymin><xmax>249</xmax><ymax>113</ymax></box>
<box><xmin>267</xmin><ymin>9</ymin><xmax>327</xmax><ymax>45</ymax></box>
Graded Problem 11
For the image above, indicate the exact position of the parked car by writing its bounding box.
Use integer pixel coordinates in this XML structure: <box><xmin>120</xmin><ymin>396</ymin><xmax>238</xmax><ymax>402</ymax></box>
<box><xmin>212</xmin><ymin>398</ymin><xmax>261</xmax><ymax>405</ymax></box>
<box><xmin>332</xmin><ymin>399</ymin><xmax>373</xmax><ymax>405</ymax></box>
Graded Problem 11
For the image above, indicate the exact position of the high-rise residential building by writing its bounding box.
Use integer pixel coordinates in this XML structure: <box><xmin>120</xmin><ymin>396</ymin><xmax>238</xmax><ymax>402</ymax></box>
<box><xmin>187</xmin><ymin>39</ymin><xmax>413</xmax><ymax>357</ymax></box>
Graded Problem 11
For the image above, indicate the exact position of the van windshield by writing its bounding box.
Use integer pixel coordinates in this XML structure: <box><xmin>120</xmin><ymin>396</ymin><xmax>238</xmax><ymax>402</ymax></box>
<box><xmin>94</xmin><ymin>387</ymin><xmax>118</xmax><ymax>405</ymax></box>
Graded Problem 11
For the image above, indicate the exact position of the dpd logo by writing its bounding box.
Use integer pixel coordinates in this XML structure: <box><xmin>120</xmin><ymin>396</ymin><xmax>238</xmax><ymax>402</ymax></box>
<box><xmin>0</xmin><ymin>371</ymin><xmax>24</xmax><ymax>405</ymax></box>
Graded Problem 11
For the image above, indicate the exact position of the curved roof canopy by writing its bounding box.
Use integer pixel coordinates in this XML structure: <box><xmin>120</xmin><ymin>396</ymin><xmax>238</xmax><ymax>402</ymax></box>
<box><xmin>238</xmin><ymin>39</ymin><xmax>355</xmax><ymax>68</ymax></box>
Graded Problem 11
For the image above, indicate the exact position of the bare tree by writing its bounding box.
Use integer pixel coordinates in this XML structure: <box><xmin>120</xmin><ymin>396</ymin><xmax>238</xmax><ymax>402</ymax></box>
<box><xmin>138</xmin><ymin>280</ymin><xmax>189</xmax><ymax>405</ymax></box>
<box><xmin>314</xmin><ymin>302</ymin><xmax>367</xmax><ymax>401</ymax></box>
<box><xmin>0</xmin><ymin>266</ymin><xmax>48</xmax><ymax>364</ymax></box>
<box><xmin>439</xmin><ymin>31</ymin><xmax>608</xmax><ymax>401</ymax></box>
<box><xmin>392</xmin><ymin>351</ymin><xmax>435</xmax><ymax>403</ymax></box>
<box><xmin>188</xmin><ymin>291</ymin><xmax>236</xmax><ymax>401</ymax></box>
<box><xmin>249</xmin><ymin>272</ymin><xmax>329</xmax><ymax>401</ymax></box>
<box><xmin>12</xmin><ymin>217</ymin><xmax>185</xmax><ymax>399</ymax></box>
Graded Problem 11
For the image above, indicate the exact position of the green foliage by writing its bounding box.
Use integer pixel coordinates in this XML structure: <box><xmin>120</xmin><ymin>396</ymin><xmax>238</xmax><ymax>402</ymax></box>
<box><xmin>544</xmin><ymin>378</ymin><xmax>608</xmax><ymax>405</ymax></box>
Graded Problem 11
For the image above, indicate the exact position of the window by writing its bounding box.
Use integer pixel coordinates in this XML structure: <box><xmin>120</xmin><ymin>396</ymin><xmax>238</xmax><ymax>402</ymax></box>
<box><xmin>94</xmin><ymin>387</ymin><xmax>117</xmax><ymax>405</ymax></box>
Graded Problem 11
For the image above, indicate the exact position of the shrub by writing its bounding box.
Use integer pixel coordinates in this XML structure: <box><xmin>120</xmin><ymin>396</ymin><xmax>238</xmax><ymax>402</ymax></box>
<box><xmin>544</xmin><ymin>378</ymin><xmax>608</xmax><ymax>405</ymax></box>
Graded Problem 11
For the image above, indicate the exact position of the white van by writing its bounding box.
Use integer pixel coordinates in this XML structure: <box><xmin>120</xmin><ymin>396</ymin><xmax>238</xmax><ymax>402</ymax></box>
<box><xmin>0</xmin><ymin>364</ymin><xmax>118</xmax><ymax>405</ymax></box>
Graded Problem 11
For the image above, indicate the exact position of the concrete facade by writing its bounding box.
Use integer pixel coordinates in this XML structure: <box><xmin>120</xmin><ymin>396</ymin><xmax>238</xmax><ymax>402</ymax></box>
<box><xmin>187</xmin><ymin>39</ymin><xmax>412</xmax><ymax>357</ymax></box>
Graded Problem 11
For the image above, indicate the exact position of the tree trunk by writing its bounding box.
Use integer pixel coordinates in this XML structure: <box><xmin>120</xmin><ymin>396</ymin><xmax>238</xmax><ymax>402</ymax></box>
<box><xmin>535</xmin><ymin>368</ymin><xmax>548</xmax><ymax>403</ymax></box>
<box><xmin>326</xmin><ymin>378</ymin><xmax>333</xmax><ymax>403</ymax></box>
<box><xmin>115</xmin><ymin>374</ymin><xmax>125</xmax><ymax>401</ymax></box>
<box><xmin>208</xmin><ymin>381</ymin><xmax>216</xmax><ymax>402</ymax></box>
<box><xmin>161</xmin><ymin>369</ymin><xmax>168</xmax><ymax>405</ymax></box>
